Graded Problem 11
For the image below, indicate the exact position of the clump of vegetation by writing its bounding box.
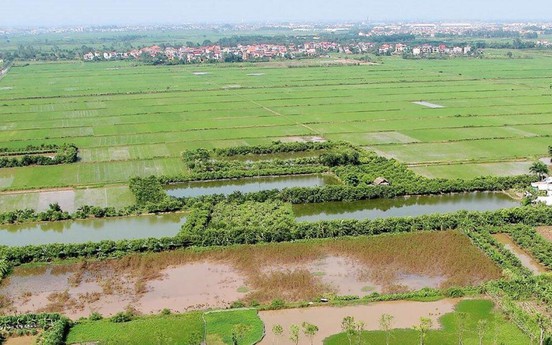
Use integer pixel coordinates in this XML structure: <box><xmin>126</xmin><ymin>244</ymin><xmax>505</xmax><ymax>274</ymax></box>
<box><xmin>129</xmin><ymin>176</ymin><xmax>182</xmax><ymax>212</ymax></box>
<box><xmin>0</xmin><ymin>144</ymin><xmax>78</xmax><ymax>168</ymax></box>
<box><xmin>180</xmin><ymin>200</ymin><xmax>296</xmax><ymax>245</ymax></box>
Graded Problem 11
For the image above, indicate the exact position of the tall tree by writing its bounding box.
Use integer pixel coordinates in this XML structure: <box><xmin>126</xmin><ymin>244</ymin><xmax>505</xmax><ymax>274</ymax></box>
<box><xmin>455</xmin><ymin>312</ymin><xmax>469</xmax><ymax>345</ymax></box>
<box><xmin>231</xmin><ymin>324</ymin><xmax>250</xmax><ymax>345</ymax></box>
<box><xmin>302</xmin><ymin>322</ymin><xmax>319</xmax><ymax>345</ymax></box>
<box><xmin>530</xmin><ymin>161</ymin><xmax>549</xmax><ymax>180</ymax></box>
<box><xmin>342</xmin><ymin>316</ymin><xmax>357</xmax><ymax>345</ymax></box>
<box><xmin>272</xmin><ymin>324</ymin><xmax>284</xmax><ymax>345</ymax></box>
<box><xmin>289</xmin><ymin>325</ymin><xmax>300</xmax><ymax>345</ymax></box>
<box><xmin>380</xmin><ymin>314</ymin><xmax>394</xmax><ymax>345</ymax></box>
<box><xmin>536</xmin><ymin>314</ymin><xmax>549</xmax><ymax>345</ymax></box>
<box><xmin>414</xmin><ymin>317</ymin><xmax>433</xmax><ymax>345</ymax></box>
<box><xmin>477</xmin><ymin>319</ymin><xmax>488</xmax><ymax>345</ymax></box>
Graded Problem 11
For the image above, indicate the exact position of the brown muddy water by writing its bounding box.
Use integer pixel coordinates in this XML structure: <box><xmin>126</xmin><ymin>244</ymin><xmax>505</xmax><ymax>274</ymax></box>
<box><xmin>259</xmin><ymin>299</ymin><xmax>457</xmax><ymax>345</ymax></box>
<box><xmin>0</xmin><ymin>232</ymin><xmax>499</xmax><ymax>319</ymax></box>
<box><xmin>493</xmin><ymin>233</ymin><xmax>547</xmax><ymax>274</ymax></box>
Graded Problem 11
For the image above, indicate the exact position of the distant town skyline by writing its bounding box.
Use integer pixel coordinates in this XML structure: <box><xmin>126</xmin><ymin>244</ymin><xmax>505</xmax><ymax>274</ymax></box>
<box><xmin>1</xmin><ymin>0</ymin><xmax>551</xmax><ymax>27</ymax></box>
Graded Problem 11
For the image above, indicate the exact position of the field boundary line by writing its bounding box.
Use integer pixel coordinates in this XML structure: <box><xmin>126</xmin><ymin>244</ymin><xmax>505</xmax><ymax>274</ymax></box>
<box><xmin>245</xmin><ymin>98</ymin><xmax>319</xmax><ymax>134</ymax></box>
<box><xmin>204</xmin><ymin>78</ymin><xmax>320</xmax><ymax>136</ymax></box>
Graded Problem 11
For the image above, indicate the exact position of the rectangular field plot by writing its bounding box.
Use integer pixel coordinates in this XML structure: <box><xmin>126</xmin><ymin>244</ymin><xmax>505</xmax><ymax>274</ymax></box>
<box><xmin>411</xmin><ymin>161</ymin><xmax>535</xmax><ymax>179</ymax></box>
<box><xmin>0</xmin><ymin>158</ymin><xmax>187</xmax><ymax>189</ymax></box>
<box><xmin>370</xmin><ymin>137</ymin><xmax>552</xmax><ymax>164</ymax></box>
<box><xmin>0</xmin><ymin>185</ymin><xmax>134</xmax><ymax>212</ymax></box>
<box><xmin>400</xmin><ymin>126</ymin><xmax>539</xmax><ymax>142</ymax></box>
<box><xmin>326</xmin><ymin>132</ymin><xmax>419</xmax><ymax>145</ymax></box>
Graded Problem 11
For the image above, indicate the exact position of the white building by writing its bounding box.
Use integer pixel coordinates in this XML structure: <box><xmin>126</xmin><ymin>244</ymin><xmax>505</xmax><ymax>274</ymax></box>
<box><xmin>531</xmin><ymin>177</ymin><xmax>552</xmax><ymax>191</ymax></box>
<box><xmin>536</xmin><ymin>195</ymin><xmax>552</xmax><ymax>206</ymax></box>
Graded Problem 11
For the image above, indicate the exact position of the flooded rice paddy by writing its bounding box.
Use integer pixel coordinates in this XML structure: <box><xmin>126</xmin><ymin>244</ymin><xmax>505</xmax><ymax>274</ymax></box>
<box><xmin>259</xmin><ymin>299</ymin><xmax>457</xmax><ymax>345</ymax></box>
<box><xmin>0</xmin><ymin>231</ymin><xmax>500</xmax><ymax>319</ymax></box>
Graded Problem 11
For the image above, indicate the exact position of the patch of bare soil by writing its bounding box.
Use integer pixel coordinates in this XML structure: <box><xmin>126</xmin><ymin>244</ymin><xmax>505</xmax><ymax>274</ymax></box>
<box><xmin>139</xmin><ymin>262</ymin><xmax>246</xmax><ymax>313</ymax></box>
<box><xmin>4</xmin><ymin>335</ymin><xmax>38</xmax><ymax>345</ymax></box>
<box><xmin>537</xmin><ymin>226</ymin><xmax>552</xmax><ymax>242</ymax></box>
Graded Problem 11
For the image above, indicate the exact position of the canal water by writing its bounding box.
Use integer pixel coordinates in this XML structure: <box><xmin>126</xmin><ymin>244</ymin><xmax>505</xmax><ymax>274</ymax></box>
<box><xmin>493</xmin><ymin>233</ymin><xmax>547</xmax><ymax>274</ymax></box>
<box><xmin>0</xmin><ymin>213</ymin><xmax>186</xmax><ymax>246</ymax></box>
<box><xmin>165</xmin><ymin>174</ymin><xmax>340</xmax><ymax>198</ymax></box>
<box><xmin>293</xmin><ymin>192</ymin><xmax>519</xmax><ymax>222</ymax></box>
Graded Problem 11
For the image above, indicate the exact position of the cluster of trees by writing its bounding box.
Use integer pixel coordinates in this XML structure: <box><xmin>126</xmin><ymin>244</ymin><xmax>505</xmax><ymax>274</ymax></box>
<box><xmin>0</xmin><ymin>204</ymin><xmax>71</xmax><ymax>224</ymax></box>
<box><xmin>0</xmin><ymin>144</ymin><xmax>78</xmax><ymax>168</ymax></box>
<box><xmin>271</xmin><ymin>322</ymin><xmax>319</xmax><ymax>345</ymax></box>
<box><xmin>0</xmin><ymin>236</ymin><xmax>185</xmax><ymax>265</ymax></box>
<box><xmin>212</xmin><ymin>141</ymin><xmax>336</xmax><ymax>157</ymax></box>
<box><xmin>278</xmin><ymin>175</ymin><xmax>535</xmax><ymax>204</ymax></box>
<box><xmin>128</xmin><ymin>176</ymin><xmax>181</xmax><ymax>212</ymax></box>
<box><xmin>181</xmin><ymin>201</ymin><xmax>296</xmax><ymax>246</ymax></box>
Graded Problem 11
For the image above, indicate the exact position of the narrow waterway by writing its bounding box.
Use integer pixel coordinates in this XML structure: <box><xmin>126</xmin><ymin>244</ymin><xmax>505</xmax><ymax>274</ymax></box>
<box><xmin>293</xmin><ymin>192</ymin><xmax>519</xmax><ymax>222</ymax></box>
<box><xmin>165</xmin><ymin>174</ymin><xmax>339</xmax><ymax>198</ymax></box>
<box><xmin>0</xmin><ymin>213</ymin><xmax>186</xmax><ymax>246</ymax></box>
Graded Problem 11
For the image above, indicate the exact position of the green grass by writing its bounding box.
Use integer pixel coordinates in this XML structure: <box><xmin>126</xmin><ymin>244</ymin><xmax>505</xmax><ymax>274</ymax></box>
<box><xmin>324</xmin><ymin>300</ymin><xmax>530</xmax><ymax>345</ymax></box>
<box><xmin>1</xmin><ymin>53</ymin><xmax>552</xmax><ymax>191</ymax></box>
<box><xmin>66</xmin><ymin>313</ymin><xmax>204</xmax><ymax>345</ymax></box>
<box><xmin>204</xmin><ymin>309</ymin><xmax>264</xmax><ymax>345</ymax></box>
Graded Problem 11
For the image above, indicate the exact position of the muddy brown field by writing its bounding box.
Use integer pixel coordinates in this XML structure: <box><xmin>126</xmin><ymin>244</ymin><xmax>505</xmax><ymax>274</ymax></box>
<box><xmin>537</xmin><ymin>226</ymin><xmax>552</xmax><ymax>242</ymax></box>
<box><xmin>4</xmin><ymin>336</ymin><xmax>38</xmax><ymax>345</ymax></box>
<box><xmin>0</xmin><ymin>231</ymin><xmax>501</xmax><ymax>318</ymax></box>
<box><xmin>259</xmin><ymin>299</ymin><xmax>457</xmax><ymax>345</ymax></box>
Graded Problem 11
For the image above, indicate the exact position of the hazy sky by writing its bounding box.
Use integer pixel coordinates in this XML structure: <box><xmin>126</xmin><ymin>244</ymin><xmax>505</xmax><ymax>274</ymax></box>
<box><xmin>2</xmin><ymin>0</ymin><xmax>551</xmax><ymax>26</ymax></box>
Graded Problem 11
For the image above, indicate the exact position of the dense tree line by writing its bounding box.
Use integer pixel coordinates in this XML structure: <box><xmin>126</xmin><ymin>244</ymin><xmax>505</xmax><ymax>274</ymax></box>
<box><xmin>0</xmin><ymin>144</ymin><xmax>78</xmax><ymax>168</ymax></box>
<box><xmin>212</xmin><ymin>141</ymin><xmax>336</xmax><ymax>157</ymax></box>
<box><xmin>0</xmin><ymin>203</ymin><xmax>130</xmax><ymax>225</ymax></box>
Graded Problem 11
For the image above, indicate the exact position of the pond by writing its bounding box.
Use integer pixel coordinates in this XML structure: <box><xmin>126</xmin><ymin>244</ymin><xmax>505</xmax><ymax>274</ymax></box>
<box><xmin>293</xmin><ymin>192</ymin><xmax>519</xmax><ymax>222</ymax></box>
<box><xmin>165</xmin><ymin>174</ymin><xmax>340</xmax><ymax>198</ymax></box>
<box><xmin>0</xmin><ymin>213</ymin><xmax>186</xmax><ymax>247</ymax></box>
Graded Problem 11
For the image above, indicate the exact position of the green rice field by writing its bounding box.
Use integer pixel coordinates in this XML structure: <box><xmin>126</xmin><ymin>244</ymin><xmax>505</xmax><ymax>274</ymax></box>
<box><xmin>1</xmin><ymin>54</ymin><xmax>551</xmax><ymax>191</ymax></box>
